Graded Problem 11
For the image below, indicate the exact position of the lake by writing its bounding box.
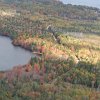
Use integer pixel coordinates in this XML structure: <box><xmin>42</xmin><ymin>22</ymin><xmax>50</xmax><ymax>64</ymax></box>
<box><xmin>0</xmin><ymin>36</ymin><xmax>34</xmax><ymax>71</ymax></box>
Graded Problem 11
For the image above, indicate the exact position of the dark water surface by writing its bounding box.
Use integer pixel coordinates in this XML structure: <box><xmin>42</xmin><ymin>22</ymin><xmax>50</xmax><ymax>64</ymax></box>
<box><xmin>0</xmin><ymin>36</ymin><xmax>34</xmax><ymax>71</ymax></box>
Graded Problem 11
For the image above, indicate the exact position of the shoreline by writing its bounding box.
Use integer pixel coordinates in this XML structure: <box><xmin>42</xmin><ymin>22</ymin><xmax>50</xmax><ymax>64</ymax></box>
<box><xmin>0</xmin><ymin>34</ymin><xmax>37</xmax><ymax>73</ymax></box>
<box><xmin>0</xmin><ymin>34</ymin><xmax>33</xmax><ymax>52</ymax></box>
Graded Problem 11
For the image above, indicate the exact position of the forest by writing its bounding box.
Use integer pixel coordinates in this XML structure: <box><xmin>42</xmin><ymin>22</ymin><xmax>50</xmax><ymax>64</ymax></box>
<box><xmin>0</xmin><ymin>0</ymin><xmax>100</xmax><ymax>100</ymax></box>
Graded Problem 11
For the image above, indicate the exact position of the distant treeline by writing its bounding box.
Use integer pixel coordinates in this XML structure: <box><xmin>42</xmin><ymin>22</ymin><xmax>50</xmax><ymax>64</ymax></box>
<box><xmin>2</xmin><ymin>0</ymin><xmax>100</xmax><ymax>20</ymax></box>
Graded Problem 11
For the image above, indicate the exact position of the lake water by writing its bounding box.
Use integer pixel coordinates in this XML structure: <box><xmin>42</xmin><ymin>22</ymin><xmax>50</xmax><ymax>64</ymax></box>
<box><xmin>62</xmin><ymin>0</ymin><xmax>100</xmax><ymax>8</ymax></box>
<box><xmin>0</xmin><ymin>36</ymin><xmax>34</xmax><ymax>71</ymax></box>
